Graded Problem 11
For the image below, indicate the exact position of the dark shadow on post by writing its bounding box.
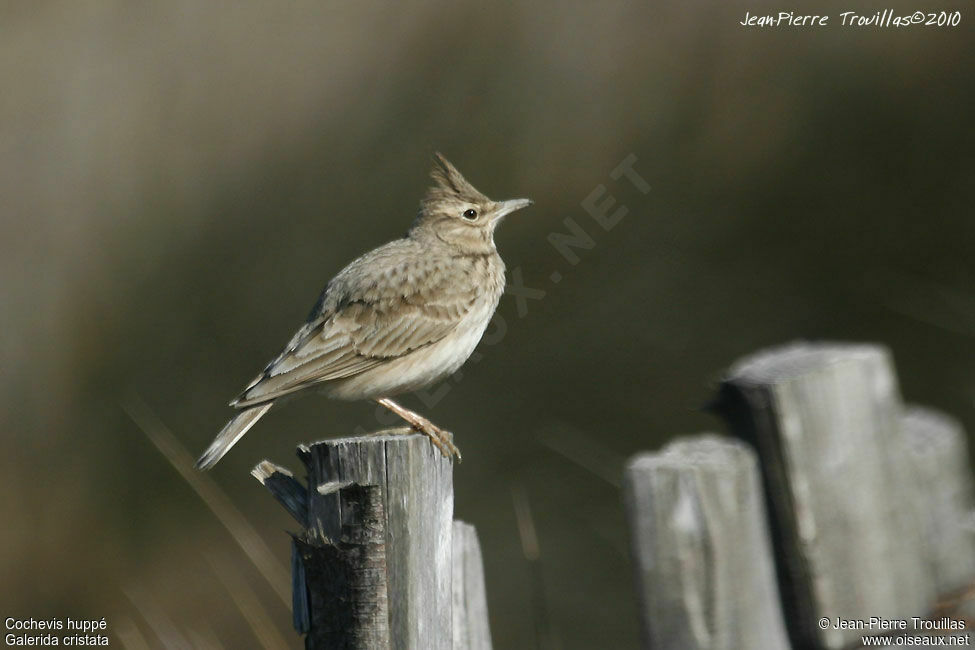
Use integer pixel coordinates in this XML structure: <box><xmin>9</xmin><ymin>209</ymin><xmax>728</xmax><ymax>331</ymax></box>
<box><xmin>295</xmin><ymin>484</ymin><xmax>389</xmax><ymax>649</ymax></box>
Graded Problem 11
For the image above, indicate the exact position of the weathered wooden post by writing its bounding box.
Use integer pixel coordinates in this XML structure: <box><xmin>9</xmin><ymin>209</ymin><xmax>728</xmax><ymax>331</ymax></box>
<box><xmin>716</xmin><ymin>343</ymin><xmax>937</xmax><ymax>649</ymax></box>
<box><xmin>623</xmin><ymin>435</ymin><xmax>790</xmax><ymax>650</ymax></box>
<box><xmin>253</xmin><ymin>432</ymin><xmax>493</xmax><ymax>650</ymax></box>
<box><xmin>901</xmin><ymin>407</ymin><xmax>975</xmax><ymax>598</ymax></box>
<box><xmin>622</xmin><ymin>341</ymin><xmax>975</xmax><ymax>649</ymax></box>
<box><xmin>451</xmin><ymin>521</ymin><xmax>493</xmax><ymax>650</ymax></box>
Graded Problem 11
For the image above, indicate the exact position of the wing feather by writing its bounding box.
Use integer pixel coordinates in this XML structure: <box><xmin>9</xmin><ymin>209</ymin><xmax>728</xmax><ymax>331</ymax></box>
<box><xmin>232</xmin><ymin>248</ymin><xmax>478</xmax><ymax>407</ymax></box>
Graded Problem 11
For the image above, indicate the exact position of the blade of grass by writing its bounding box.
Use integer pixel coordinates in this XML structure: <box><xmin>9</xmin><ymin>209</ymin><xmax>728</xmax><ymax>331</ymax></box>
<box><xmin>122</xmin><ymin>392</ymin><xmax>290</xmax><ymax>606</ymax></box>
<box><xmin>209</xmin><ymin>555</ymin><xmax>291</xmax><ymax>650</ymax></box>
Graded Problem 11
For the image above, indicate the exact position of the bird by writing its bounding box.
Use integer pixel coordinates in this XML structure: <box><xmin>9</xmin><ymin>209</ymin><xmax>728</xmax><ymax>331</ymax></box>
<box><xmin>196</xmin><ymin>153</ymin><xmax>533</xmax><ymax>469</ymax></box>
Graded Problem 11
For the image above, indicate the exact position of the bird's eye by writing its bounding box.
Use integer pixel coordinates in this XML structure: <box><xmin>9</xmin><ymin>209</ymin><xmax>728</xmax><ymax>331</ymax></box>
<box><xmin>462</xmin><ymin>209</ymin><xmax>478</xmax><ymax>220</ymax></box>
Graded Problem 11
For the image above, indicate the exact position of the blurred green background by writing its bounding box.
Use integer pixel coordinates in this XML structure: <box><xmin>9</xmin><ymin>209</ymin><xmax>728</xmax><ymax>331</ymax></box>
<box><xmin>2</xmin><ymin>1</ymin><xmax>972</xmax><ymax>648</ymax></box>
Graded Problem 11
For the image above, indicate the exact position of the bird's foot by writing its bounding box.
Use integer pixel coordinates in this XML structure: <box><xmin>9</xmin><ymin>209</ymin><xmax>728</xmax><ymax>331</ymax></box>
<box><xmin>374</xmin><ymin>397</ymin><xmax>462</xmax><ymax>462</ymax></box>
<box><xmin>410</xmin><ymin>419</ymin><xmax>462</xmax><ymax>462</ymax></box>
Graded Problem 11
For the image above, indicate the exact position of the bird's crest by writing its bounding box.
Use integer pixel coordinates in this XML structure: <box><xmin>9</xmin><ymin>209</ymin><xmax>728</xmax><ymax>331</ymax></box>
<box><xmin>423</xmin><ymin>153</ymin><xmax>490</xmax><ymax>208</ymax></box>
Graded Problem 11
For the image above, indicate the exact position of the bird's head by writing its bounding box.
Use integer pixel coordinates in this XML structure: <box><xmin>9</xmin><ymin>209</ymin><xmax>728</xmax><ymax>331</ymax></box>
<box><xmin>410</xmin><ymin>153</ymin><xmax>532</xmax><ymax>252</ymax></box>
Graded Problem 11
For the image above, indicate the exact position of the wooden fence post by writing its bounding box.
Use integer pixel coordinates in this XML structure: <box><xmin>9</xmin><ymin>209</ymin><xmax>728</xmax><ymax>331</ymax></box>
<box><xmin>902</xmin><ymin>407</ymin><xmax>975</xmax><ymax>597</ymax></box>
<box><xmin>253</xmin><ymin>432</ymin><xmax>493</xmax><ymax>650</ymax></box>
<box><xmin>452</xmin><ymin>521</ymin><xmax>493</xmax><ymax>650</ymax></box>
<box><xmin>716</xmin><ymin>342</ymin><xmax>936</xmax><ymax>649</ymax></box>
<box><xmin>623</xmin><ymin>435</ymin><xmax>790</xmax><ymax>650</ymax></box>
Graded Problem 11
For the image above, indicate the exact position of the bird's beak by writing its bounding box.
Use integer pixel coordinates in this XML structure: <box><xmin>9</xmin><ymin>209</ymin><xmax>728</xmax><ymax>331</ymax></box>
<box><xmin>493</xmin><ymin>198</ymin><xmax>533</xmax><ymax>221</ymax></box>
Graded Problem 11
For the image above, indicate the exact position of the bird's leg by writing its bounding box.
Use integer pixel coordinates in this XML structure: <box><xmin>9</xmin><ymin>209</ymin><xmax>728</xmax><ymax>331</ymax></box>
<box><xmin>374</xmin><ymin>398</ymin><xmax>462</xmax><ymax>462</ymax></box>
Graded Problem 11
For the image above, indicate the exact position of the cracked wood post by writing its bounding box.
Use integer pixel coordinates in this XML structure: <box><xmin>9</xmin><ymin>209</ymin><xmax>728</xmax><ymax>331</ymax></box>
<box><xmin>716</xmin><ymin>342</ymin><xmax>937</xmax><ymax>650</ymax></box>
<box><xmin>623</xmin><ymin>435</ymin><xmax>790</xmax><ymax>650</ymax></box>
<box><xmin>254</xmin><ymin>432</ymin><xmax>492</xmax><ymax>650</ymax></box>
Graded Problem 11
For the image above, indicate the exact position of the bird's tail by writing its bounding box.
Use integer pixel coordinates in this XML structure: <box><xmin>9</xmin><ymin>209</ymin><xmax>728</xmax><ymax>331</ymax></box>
<box><xmin>196</xmin><ymin>403</ymin><xmax>273</xmax><ymax>470</ymax></box>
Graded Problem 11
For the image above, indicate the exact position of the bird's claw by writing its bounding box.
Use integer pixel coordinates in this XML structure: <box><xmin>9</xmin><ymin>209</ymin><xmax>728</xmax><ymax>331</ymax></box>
<box><xmin>412</xmin><ymin>422</ymin><xmax>462</xmax><ymax>462</ymax></box>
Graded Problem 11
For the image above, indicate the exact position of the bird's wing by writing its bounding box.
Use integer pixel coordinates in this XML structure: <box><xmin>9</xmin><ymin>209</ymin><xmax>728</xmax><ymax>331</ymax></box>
<box><xmin>232</xmin><ymin>259</ymin><xmax>476</xmax><ymax>407</ymax></box>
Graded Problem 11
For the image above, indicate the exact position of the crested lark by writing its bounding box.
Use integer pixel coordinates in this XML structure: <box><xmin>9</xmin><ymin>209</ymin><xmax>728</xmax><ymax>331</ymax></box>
<box><xmin>196</xmin><ymin>154</ymin><xmax>532</xmax><ymax>469</ymax></box>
